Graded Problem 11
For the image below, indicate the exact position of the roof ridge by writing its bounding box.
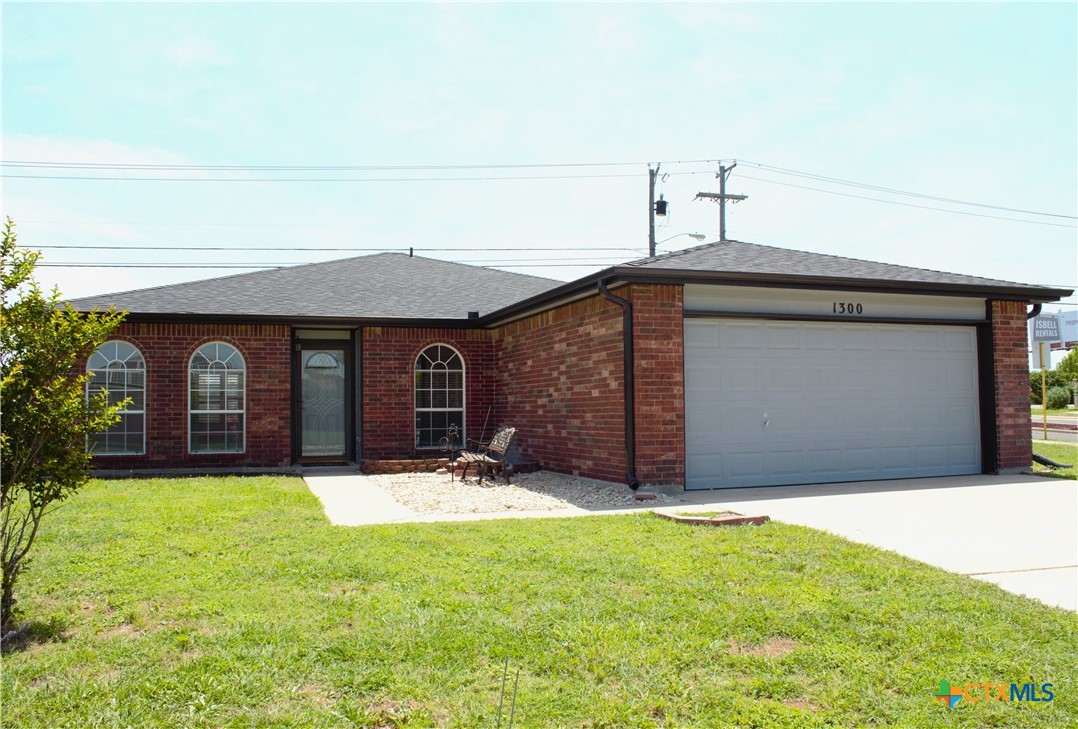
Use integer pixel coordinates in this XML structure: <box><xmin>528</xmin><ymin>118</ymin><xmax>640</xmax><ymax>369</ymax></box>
<box><xmin>742</xmin><ymin>239</ymin><xmax>1031</xmax><ymax>286</ymax></box>
<box><xmin>65</xmin><ymin>252</ymin><xmax>396</xmax><ymax>304</ymax></box>
<box><xmin>624</xmin><ymin>237</ymin><xmax>721</xmax><ymax>267</ymax></box>
<box><xmin>68</xmin><ymin>250</ymin><xmax>557</xmax><ymax>304</ymax></box>
<box><xmin>632</xmin><ymin>238</ymin><xmax>1032</xmax><ymax>288</ymax></box>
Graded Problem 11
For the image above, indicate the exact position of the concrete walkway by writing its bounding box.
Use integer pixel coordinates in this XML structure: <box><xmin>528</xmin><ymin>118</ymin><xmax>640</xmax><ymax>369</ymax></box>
<box><xmin>303</xmin><ymin>471</ymin><xmax>418</xmax><ymax>525</ymax></box>
<box><xmin>303</xmin><ymin>470</ymin><xmax>657</xmax><ymax>525</ymax></box>
<box><xmin>303</xmin><ymin>470</ymin><xmax>1077</xmax><ymax>611</ymax></box>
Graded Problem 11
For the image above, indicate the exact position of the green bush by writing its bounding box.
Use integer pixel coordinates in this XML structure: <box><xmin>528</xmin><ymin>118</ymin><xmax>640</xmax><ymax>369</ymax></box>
<box><xmin>1029</xmin><ymin>369</ymin><xmax>1074</xmax><ymax>404</ymax></box>
<box><xmin>1045</xmin><ymin>386</ymin><xmax>1072</xmax><ymax>410</ymax></box>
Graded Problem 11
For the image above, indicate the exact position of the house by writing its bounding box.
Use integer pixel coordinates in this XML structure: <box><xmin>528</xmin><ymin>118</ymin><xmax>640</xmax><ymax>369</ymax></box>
<box><xmin>70</xmin><ymin>240</ymin><xmax>1072</xmax><ymax>491</ymax></box>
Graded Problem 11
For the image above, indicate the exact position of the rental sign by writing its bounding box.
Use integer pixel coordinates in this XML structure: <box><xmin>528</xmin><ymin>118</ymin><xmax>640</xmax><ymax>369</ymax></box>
<box><xmin>1032</xmin><ymin>315</ymin><xmax>1061</xmax><ymax>343</ymax></box>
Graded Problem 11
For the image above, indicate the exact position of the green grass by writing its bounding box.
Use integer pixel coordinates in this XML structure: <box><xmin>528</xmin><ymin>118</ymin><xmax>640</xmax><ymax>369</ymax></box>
<box><xmin>1032</xmin><ymin>441</ymin><xmax>1078</xmax><ymax>480</ymax></box>
<box><xmin>1030</xmin><ymin>406</ymin><xmax>1076</xmax><ymax>417</ymax></box>
<box><xmin>3</xmin><ymin>477</ymin><xmax>1076</xmax><ymax>728</ymax></box>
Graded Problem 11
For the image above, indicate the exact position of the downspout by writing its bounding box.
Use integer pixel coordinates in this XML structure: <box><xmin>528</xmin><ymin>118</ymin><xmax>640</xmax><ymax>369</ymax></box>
<box><xmin>1027</xmin><ymin>303</ymin><xmax>1042</xmax><ymax>320</ymax></box>
<box><xmin>597</xmin><ymin>280</ymin><xmax>640</xmax><ymax>490</ymax></box>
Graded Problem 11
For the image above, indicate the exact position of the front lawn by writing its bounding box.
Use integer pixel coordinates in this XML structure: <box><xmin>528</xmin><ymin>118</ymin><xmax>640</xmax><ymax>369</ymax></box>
<box><xmin>1032</xmin><ymin>441</ymin><xmax>1078</xmax><ymax>480</ymax></box>
<box><xmin>1030</xmin><ymin>406</ymin><xmax>1076</xmax><ymax>417</ymax></box>
<box><xmin>3</xmin><ymin>477</ymin><xmax>1076</xmax><ymax>728</ymax></box>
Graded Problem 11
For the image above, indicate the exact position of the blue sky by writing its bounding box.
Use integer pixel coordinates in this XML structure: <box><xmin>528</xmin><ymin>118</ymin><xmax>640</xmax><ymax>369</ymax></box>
<box><xmin>3</xmin><ymin>2</ymin><xmax>1075</xmax><ymax>327</ymax></box>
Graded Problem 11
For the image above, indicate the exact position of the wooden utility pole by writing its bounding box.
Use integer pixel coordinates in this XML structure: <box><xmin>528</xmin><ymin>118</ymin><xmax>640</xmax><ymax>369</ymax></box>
<box><xmin>648</xmin><ymin>164</ymin><xmax>659</xmax><ymax>257</ymax></box>
<box><xmin>695</xmin><ymin>163</ymin><xmax>747</xmax><ymax>241</ymax></box>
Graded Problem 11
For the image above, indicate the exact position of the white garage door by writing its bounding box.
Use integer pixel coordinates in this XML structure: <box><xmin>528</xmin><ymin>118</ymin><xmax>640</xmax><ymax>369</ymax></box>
<box><xmin>685</xmin><ymin>319</ymin><xmax>982</xmax><ymax>490</ymax></box>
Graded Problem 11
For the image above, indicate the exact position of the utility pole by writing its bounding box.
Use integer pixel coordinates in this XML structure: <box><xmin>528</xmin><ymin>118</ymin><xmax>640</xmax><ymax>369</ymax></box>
<box><xmin>695</xmin><ymin>163</ymin><xmax>747</xmax><ymax>241</ymax></box>
<box><xmin>648</xmin><ymin>164</ymin><xmax>659</xmax><ymax>257</ymax></box>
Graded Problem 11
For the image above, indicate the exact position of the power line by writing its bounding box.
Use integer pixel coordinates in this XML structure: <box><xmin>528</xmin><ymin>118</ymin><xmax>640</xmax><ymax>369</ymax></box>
<box><xmin>736</xmin><ymin>159</ymin><xmax>1077</xmax><ymax>220</ymax></box>
<box><xmin>36</xmin><ymin>262</ymin><xmax>612</xmax><ymax>269</ymax></box>
<box><xmin>7</xmin><ymin>153</ymin><xmax>1074</xmax><ymax>222</ymax></box>
<box><xmin>1</xmin><ymin>158</ymin><xmax>723</xmax><ymax>171</ymax></box>
<box><xmin>736</xmin><ymin>173</ymin><xmax>1078</xmax><ymax>229</ymax></box>
<box><xmin>3</xmin><ymin>172</ymin><xmax>644</xmax><ymax>183</ymax></box>
<box><xmin>32</xmin><ymin>244</ymin><xmax>643</xmax><ymax>252</ymax></box>
<box><xmin>39</xmin><ymin>256</ymin><xmax>631</xmax><ymax>266</ymax></box>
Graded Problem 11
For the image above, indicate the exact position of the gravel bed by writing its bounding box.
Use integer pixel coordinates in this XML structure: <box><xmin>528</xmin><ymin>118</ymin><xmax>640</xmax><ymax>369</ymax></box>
<box><xmin>367</xmin><ymin>469</ymin><xmax>681</xmax><ymax>514</ymax></box>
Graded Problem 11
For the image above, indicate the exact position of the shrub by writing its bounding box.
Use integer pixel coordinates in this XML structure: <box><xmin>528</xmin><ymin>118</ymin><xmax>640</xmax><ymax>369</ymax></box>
<box><xmin>1030</xmin><ymin>369</ymin><xmax>1074</xmax><ymax>404</ymax></box>
<box><xmin>1044</xmin><ymin>386</ymin><xmax>1072</xmax><ymax>410</ymax></box>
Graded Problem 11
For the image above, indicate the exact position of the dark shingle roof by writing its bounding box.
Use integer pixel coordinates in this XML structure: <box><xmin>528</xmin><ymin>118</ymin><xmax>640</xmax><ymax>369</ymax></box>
<box><xmin>68</xmin><ymin>253</ymin><xmax>560</xmax><ymax>320</ymax></box>
<box><xmin>69</xmin><ymin>240</ymin><xmax>1072</xmax><ymax>324</ymax></box>
<box><xmin>623</xmin><ymin>240</ymin><xmax>1061</xmax><ymax>292</ymax></box>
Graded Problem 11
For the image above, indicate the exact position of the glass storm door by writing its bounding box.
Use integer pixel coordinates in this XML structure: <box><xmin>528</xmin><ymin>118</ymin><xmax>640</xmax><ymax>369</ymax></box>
<box><xmin>300</xmin><ymin>347</ymin><xmax>347</xmax><ymax>458</ymax></box>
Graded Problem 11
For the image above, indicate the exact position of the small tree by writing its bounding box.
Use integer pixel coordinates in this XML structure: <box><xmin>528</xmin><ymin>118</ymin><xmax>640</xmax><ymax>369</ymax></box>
<box><xmin>1057</xmin><ymin>347</ymin><xmax>1078</xmax><ymax>384</ymax></box>
<box><xmin>1</xmin><ymin>218</ymin><xmax>126</xmax><ymax>636</ymax></box>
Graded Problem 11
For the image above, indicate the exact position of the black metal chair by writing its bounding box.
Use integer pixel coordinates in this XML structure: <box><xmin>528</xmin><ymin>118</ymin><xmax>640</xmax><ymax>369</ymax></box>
<box><xmin>455</xmin><ymin>426</ymin><xmax>517</xmax><ymax>484</ymax></box>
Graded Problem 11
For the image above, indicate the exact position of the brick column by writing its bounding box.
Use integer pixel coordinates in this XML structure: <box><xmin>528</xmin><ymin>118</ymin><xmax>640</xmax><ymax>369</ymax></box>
<box><xmin>990</xmin><ymin>300</ymin><xmax>1032</xmax><ymax>473</ymax></box>
<box><xmin>630</xmin><ymin>284</ymin><xmax>685</xmax><ymax>488</ymax></box>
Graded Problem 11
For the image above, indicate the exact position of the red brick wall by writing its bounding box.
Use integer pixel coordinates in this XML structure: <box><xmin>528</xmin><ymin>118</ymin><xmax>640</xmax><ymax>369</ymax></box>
<box><xmin>361</xmin><ymin>327</ymin><xmax>494</xmax><ymax>458</ymax></box>
<box><xmin>990</xmin><ymin>300</ymin><xmax>1033</xmax><ymax>473</ymax></box>
<box><xmin>87</xmin><ymin>322</ymin><xmax>291</xmax><ymax>469</ymax></box>
<box><xmin>493</xmin><ymin>292</ymin><xmax>627</xmax><ymax>483</ymax></box>
<box><xmin>630</xmin><ymin>284</ymin><xmax>685</xmax><ymax>486</ymax></box>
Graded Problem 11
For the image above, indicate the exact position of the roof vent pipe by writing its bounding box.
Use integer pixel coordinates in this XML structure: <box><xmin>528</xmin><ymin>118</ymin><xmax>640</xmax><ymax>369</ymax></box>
<box><xmin>597</xmin><ymin>279</ymin><xmax>640</xmax><ymax>490</ymax></box>
<box><xmin>467</xmin><ymin>311</ymin><xmax>479</xmax><ymax>320</ymax></box>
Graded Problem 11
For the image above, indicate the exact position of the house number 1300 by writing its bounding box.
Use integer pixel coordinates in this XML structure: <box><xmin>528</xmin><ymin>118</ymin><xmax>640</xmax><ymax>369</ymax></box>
<box><xmin>833</xmin><ymin>302</ymin><xmax>864</xmax><ymax>314</ymax></box>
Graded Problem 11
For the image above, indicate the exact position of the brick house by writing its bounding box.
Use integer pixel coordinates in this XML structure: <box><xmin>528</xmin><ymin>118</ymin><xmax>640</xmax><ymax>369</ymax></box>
<box><xmin>70</xmin><ymin>240</ymin><xmax>1071</xmax><ymax>491</ymax></box>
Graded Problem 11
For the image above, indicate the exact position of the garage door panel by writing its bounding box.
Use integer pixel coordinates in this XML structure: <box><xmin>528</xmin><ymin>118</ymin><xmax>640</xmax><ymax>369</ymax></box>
<box><xmin>728</xmin><ymin>452</ymin><xmax>765</xmax><ymax>478</ymax></box>
<box><xmin>768</xmin><ymin>451</ymin><xmax>804</xmax><ymax>475</ymax></box>
<box><xmin>949</xmin><ymin>444</ymin><xmax>979</xmax><ymax>467</ymax></box>
<box><xmin>943</xmin><ymin>405</ymin><xmax>977</xmax><ymax>430</ymax></box>
<box><xmin>945</xmin><ymin>330</ymin><xmax>975</xmax><ymax>352</ymax></box>
<box><xmin>685</xmin><ymin>319</ymin><xmax>981</xmax><ymax>490</ymax></box>
<box><xmin>722</xmin><ymin>366</ymin><xmax>762</xmax><ymax>391</ymax></box>
<box><xmin>879</xmin><ymin>329</ymin><xmax>912</xmax><ymax>350</ymax></box>
<box><xmin>846</xmin><ymin>448</ymin><xmax>882</xmax><ymax>471</ymax></box>
<box><xmin>840</xmin><ymin>326</ymin><xmax>877</xmax><ymax>349</ymax></box>
<box><xmin>764</xmin><ymin>325</ymin><xmax>802</xmax><ymax>349</ymax></box>
<box><xmin>878</xmin><ymin>446</ymin><xmax>914</xmax><ymax>470</ymax></box>
<box><xmin>914</xmin><ymin>445</ymin><xmax>949</xmax><ymax>468</ymax></box>
<box><xmin>808</xmin><ymin>449</ymin><xmax>844</xmax><ymax>474</ymax></box>
<box><xmin>804</xmin><ymin>366</ymin><xmax>836</xmax><ymax>389</ymax></box>
<box><xmin>845</xmin><ymin>408</ymin><xmax>877</xmax><ymax>432</ymax></box>
<box><xmin>912</xmin><ymin>330</ymin><xmax>942</xmax><ymax>350</ymax></box>
<box><xmin>763</xmin><ymin>365</ymin><xmax>802</xmax><ymax>390</ymax></box>
<box><xmin>806</xmin><ymin>326</ymin><xmax>843</xmax><ymax>349</ymax></box>
<box><xmin>722</xmin><ymin>323</ymin><xmax>762</xmax><ymax>348</ymax></box>
<box><xmin>944</xmin><ymin>363</ymin><xmax>978</xmax><ymax>390</ymax></box>
<box><xmin>685</xmin><ymin>320</ymin><xmax>720</xmax><ymax>347</ymax></box>
<box><xmin>839</xmin><ymin>365</ymin><xmax>876</xmax><ymax>390</ymax></box>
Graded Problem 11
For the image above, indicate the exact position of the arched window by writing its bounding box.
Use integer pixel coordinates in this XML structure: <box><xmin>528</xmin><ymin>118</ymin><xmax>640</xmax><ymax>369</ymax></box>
<box><xmin>86</xmin><ymin>341</ymin><xmax>146</xmax><ymax>455</ymax></box>
<box><xmin>414</xmin><ymin>344</ymin><xmax>464</xmax><ymax>449</ymax></box>
<box><xmin>189</xmin><ymin>342</ymin><xmax>245</xmax><ymax>453</ymax></box>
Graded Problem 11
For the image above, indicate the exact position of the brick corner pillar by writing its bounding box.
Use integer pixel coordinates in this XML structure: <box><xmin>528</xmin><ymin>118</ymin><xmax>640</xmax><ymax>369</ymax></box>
<box><xmin>630</xmin><ymin>284</ymin><xmax>686</xmax><ymax>488</ymax></box>
<box><xmin>990</xmin><ymin>300</ymin><xmax>1032</xmax><ymax>474</ymax></box>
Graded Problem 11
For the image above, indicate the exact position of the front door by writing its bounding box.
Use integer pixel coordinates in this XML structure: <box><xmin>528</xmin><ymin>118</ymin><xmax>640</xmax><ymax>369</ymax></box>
<box><xmin>298</xmin><ymin>344</ymin><xmax>350</xmax><ymax>460</ymax></box>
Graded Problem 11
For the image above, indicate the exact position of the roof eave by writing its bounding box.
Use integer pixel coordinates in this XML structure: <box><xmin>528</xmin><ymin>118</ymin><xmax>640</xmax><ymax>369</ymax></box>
<box><xmin>75</xmin><ymin>268</ymin><xmax>1073</xmax><ymax>329</ymax></box>
<box><xmin>611</xmin><ymin>267</ymin><xmax>1074</xmax><ymax>303</ymax></box>
<box><xmin>480</xmin><ymin>266</ymin><xmax>1072</xmax><ymax>326</ymax></box>
<box><xmin>105</xmin><ymin>311</ymin><xmax>486</xmax><ymax>329</ymax></box>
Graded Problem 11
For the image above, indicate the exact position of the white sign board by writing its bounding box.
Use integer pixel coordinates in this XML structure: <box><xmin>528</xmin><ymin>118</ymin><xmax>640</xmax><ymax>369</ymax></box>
<box><xmin>1031</xmin><ymin>315</ymin><xmax>1061</xmax><ymax>343</ymax></box>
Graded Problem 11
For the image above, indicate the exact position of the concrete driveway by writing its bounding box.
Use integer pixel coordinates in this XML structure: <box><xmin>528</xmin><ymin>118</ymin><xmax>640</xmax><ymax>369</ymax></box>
<box><xmin>668</xmin><ymin>474</ymin><xmax>1077</xmax><ymax>611</ymax></box>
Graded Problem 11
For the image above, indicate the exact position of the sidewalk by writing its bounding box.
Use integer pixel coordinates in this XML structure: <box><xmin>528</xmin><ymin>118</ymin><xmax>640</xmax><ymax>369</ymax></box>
<box><xmin>303</xmin><ymin>471</ymin><xmax>418</xmax><ymax>525</ymax></box>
